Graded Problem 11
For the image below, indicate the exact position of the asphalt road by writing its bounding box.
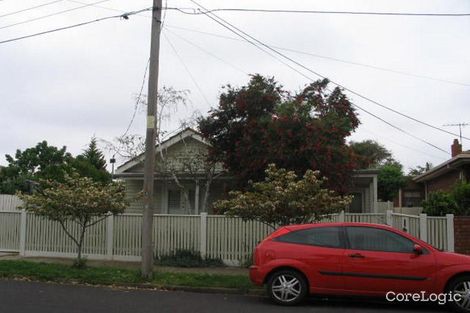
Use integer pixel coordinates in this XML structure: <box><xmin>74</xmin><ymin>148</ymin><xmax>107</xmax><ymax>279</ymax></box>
<box><xmin>0</xmin><ymin>280</ymin><xmax>449</xmax><ymax>313</ymax></box>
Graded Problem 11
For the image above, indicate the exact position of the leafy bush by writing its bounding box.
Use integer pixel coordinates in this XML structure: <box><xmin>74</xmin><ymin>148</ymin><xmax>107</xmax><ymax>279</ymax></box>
<box><xmin>452</xmin><ymin>182</ymin><xmax>470</xmax><ymax>216</ymax></box>
<box><xmin>156</xmin><ymin>250</ymin><xmax>224</xmax><ymax>268</ymax></box>
<box><xmin>422</xmin><ymin>182</ymin><xmax>470</xmax><ymax>216</ymax></box>
<box><xmin>422</xmin><ymin>191</ymin><xmax>458</xmax><ymax>216</ymax></box>
<box><xmin>215</xmin><ymin>164</ymin><xmax>352</xmax><ymax>228</ymax></box>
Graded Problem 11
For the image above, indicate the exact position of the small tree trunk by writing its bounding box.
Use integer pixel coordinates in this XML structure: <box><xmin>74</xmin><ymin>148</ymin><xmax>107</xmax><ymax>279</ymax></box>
<box><xmin>75</xmin><ymin>222</ymin><xmax>87</xmax><ymax>268</ymax></box>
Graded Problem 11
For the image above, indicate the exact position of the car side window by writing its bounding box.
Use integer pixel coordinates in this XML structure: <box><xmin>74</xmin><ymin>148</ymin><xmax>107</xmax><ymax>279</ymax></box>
<box><xmin>346</xmin><ymin>227</ymin><xmax>414</xmax><ymax>253</ymax></box>
<box><xmin>275</xmin><ymin>227</ymin><xmax>344</xmax><ymax>248</ymax></box>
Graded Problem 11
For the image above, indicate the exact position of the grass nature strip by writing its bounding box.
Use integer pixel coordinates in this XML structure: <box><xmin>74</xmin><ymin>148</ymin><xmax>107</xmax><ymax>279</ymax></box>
<box><xmin>0</xmin><ymin>260</ymin><xmax>254</xmax><ymax>291</ymax></box>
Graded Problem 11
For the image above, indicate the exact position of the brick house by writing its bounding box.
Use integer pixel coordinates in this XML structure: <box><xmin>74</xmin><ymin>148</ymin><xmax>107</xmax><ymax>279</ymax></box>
<box><xmin>393</xmin><ymin>177</ymin><xmax>425</xmax><ymax>208</ymax></box>
<box><xmin>414</xmin><ymin>139</ymin><xmax>470</xmax><ymax>199</ymax></box>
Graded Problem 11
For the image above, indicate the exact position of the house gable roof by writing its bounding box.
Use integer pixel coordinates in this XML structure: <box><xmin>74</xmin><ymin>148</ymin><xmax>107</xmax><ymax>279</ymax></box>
<box><xmin>413</xmin><ymin>152</ymin><xmax>470</xmax><ymax>183</ymax></box>
<box><xmin>115</xmin><ymin>128</ymin><xmax>209</xmax><ymax>174</ymax></box>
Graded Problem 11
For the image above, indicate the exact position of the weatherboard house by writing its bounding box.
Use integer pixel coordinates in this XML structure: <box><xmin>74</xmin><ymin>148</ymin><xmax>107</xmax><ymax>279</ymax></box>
<box><xmin>114</xmin><ymin>128</ymin><xmax>379</xmax><ymax>214</ymax></box>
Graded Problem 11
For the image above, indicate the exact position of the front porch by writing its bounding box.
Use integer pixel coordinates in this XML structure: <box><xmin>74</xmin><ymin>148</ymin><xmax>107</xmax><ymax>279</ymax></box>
<box><xmin>349</xmin><ymin>169</ymin><xmax>379</xmax><ymax>213</ymax></box>
<box><xmin>121</xmin><ymin>176</ymin><xmax>232</xmax><ymax>214</ymax></box>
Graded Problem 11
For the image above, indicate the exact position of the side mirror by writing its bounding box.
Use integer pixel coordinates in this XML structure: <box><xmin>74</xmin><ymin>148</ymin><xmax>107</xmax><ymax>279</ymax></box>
<box><xmin>413</xmin><ymin>244</ymin><xmax>423</xmax><ymax>255</ymax></box>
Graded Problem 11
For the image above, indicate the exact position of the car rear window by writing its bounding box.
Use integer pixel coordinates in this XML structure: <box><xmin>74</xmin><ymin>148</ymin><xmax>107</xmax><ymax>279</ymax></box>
<box><xmin>275</xmin><ymin>227</ymin><xmax>343</xmax><ymax>248</ymax></box>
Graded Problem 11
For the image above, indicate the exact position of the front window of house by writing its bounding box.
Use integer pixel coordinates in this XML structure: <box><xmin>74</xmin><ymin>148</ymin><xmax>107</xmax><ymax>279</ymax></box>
<box><xmin>167</xmin><ymin>189</ymin><xmax>195</xmax><ymax>214</ymax></box>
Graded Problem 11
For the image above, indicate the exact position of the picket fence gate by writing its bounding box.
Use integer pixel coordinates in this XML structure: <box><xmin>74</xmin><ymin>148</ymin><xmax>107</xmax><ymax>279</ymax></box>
<box><xmin>0</xmin><ymin>210</ymin><xmax>454</xmax><ymax>265</ymax></box>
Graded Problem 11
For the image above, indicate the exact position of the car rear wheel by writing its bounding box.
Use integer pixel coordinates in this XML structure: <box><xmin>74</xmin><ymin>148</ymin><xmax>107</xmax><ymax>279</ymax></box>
<box><xmin>267</xmin><ymin>269</ymin><xmax>307</xmax><ymax>305</ymax></box>
<box><xmin>447</xmin><ymin>275</ymin><xmax>470</xmax><ymax>313</ymax></box>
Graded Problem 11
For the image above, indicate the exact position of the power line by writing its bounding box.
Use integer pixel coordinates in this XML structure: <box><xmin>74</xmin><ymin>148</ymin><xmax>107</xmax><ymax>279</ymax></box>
<box><xmin>167</xmin><ymin>7</ymin><xmax>470</xmax><ymax>17</ymax></box>
<box><xmin>189</xmin><ymin>0</ymin><xmax>449</xmax><ymax>155</ymax></box>
<box><xmin>57</xmin><ymin>1</ymin><xmax>470</xmax><ymax>87</ymax></box>
<box><xmin>66</xmin><ymin>0</ymin><xmax>314</xmax><ymax>82</ymax></box>
<box><xmin>0</xmin><ymin>7</ymin><xmax>152</xmax><ymax>45</ymax></box>
<box><xmin>0</xmin><ymin>0</ymin><xmax>65</xmax><ymax>19</ymax></box>
<box><xmin>66</xmin><ymin>0</ymin><xmax>152</xmax><ymax>18</ymax></box>
<box><xmin>163</xmin><ymin>31</ymin><xmax>212</xmax><ymax>106</ymax></box>
<box><xmin>177</xmin><ymin>6</ymin><xmax>320</xmax><ymax>84</ymax></box>
<box><xmin>0</xmin><ymin>0</ymin><xmax>111</xmax><ymax>31</ymax></box>
<box><xmin>121</xmin><ymin>58</ymin><xmax>150</xmax><ymax>138</ymax></box>
<box><xmin>351</xmin><ymin>102</ymin><xmax>448</xmax><ymax>154</ymax></box>
<box><xmin>187</xmin><ymin>2</ymin><xmax>470</xmax><ymax>143</ymax></box>
<box><xmin>166</xmin><ymin>24</ymin><xmax>470</xmax><ymax>88</ymax></box>
<box><xmin>165</xmin><ymin>29</ymin><xmax>248</xmax><ymax>75</ymax></box>
<box><xmin>359</xmin><ymin>127</ymin><xmax>447</xmax><ymax>161</ymax></box>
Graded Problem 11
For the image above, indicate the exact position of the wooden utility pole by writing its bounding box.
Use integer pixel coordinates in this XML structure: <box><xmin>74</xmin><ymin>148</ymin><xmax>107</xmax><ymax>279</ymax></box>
<box><xmin>141</xmin><ymin>0</ymin><xmax>162</xmax><ymax>279</ymax></box>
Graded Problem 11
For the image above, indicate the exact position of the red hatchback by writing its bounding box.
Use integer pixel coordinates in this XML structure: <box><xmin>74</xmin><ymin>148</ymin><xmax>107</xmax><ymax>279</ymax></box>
<box><xmin>250</xmin><ymin>222</ymin><xmax>470</xmax><ymax>312</ymax></box>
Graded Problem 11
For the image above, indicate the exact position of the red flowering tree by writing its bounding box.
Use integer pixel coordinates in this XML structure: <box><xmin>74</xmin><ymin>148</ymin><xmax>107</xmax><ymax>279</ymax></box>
<box><xmin>198</xmin><ymin>75</ymin><xmax>360</xmax><ymax>194</ymax></box>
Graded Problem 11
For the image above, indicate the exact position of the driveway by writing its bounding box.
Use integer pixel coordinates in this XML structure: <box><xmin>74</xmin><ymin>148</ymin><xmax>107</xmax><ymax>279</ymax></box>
<box><xmin>0</xmin><ymin>280</ymin><xmax>448</xmax><ymax>313</ymax></box>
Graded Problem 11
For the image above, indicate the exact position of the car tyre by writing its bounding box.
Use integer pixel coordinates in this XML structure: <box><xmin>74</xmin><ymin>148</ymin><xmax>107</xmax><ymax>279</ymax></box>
<box><xmin>446</xmin><ymin>275</ymin><xmax>470</xmax><ymax>313</ymax></box>
<box><xmin>267</xmin><ymin>269</ymin><xmax>308</xmax><ymax>306</ymax></box>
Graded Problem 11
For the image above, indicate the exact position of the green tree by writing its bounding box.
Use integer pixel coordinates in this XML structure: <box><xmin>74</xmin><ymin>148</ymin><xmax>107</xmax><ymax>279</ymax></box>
<box><xmin>377</xmin><ymin>161</ymin><xmax>406</xmax><ymax>201</ymax></box>
<box><xmin>198</xmin><ymin>75</ymin><xmax>360</xmax><ymax>193</ymax></box>
<box><xmin>214</xmin><ymin>164</ymin><xmax>352</xmax><ymax>228</ymax></box>
<box><xmin>408</xmin><ymin>162</ymin><xmax>433</xmax><ymax>176</ymax></box>
<box><xmin>81</xmin><ymin>137</ymin><xmax>107</xmax><ymax>169</ymax></box>
<box><xmin>19</xmin><ymin>174</ymin><xmax>127</xmax><ymax>267</ymax></box>
<box><xmin>71</xmin><ymin>138</ymin><xmax>111</xmax><ymax>184</ymax></box>
<box><xmin>0</xmin><ymin>141</ymin><xmax>72</xmax><ymax>194</ymax></box>
<box><xmin>350</xmin><ymin>140</ymin><xmax>392</xmax><ymax>168</ymax></box>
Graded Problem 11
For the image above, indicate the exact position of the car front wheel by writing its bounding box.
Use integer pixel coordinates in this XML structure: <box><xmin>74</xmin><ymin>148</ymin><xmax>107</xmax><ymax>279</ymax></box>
<box><xmin>447</xmin><ymin>275</ymin><xmax>470</xmax><ymax>313</ymax></box>
<box><xmin>267</xmin><ymin>269</ymin><xmax>307</xmax><ymax>305</ymax></box>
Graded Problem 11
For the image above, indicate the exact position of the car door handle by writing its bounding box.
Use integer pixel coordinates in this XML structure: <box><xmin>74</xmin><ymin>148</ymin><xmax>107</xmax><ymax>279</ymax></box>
<box><xmin>348</xmin><ymin>253</ymin><xmax>365</xmax><ymax>259</ymax></box>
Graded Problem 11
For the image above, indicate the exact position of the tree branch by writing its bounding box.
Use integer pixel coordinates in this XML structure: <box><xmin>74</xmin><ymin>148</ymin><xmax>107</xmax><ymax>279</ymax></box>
<box><xmin>58</xmin><ymin>220</ymin><xmax>80</xmax><ymax>247</ymax></box>
<box><xmin>85</xmin><ymin>215</ymin><xmax>108</xmax><ymax>228</ymax></box>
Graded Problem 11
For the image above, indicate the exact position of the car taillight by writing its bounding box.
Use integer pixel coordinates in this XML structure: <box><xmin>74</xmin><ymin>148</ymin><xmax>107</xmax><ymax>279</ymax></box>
<box><xmin>263</xmin><ymin>227</ymin><xmax>291</xmax><ymax>241</ymax></box>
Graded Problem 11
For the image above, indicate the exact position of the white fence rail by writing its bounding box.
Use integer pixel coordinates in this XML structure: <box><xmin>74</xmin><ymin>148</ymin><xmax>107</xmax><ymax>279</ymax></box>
<box><xmin>0</xmin><ymin>210</ymin><xmax>454</xmax><ymax>265</ymax></box>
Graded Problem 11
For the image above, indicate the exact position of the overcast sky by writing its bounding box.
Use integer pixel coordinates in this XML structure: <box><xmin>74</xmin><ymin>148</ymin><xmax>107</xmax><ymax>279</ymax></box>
<box><xmin>1</xmin><ymin>0</ymin><xmax>469</xmax><ymax>172</ymax></box>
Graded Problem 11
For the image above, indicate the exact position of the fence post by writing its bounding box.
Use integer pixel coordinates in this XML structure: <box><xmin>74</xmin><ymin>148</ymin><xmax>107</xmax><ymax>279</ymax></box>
<box><xmin>386</xmin><ymin>210</ymin><xmax>393</xmax><ymax>226</ymax></box>
<box><xmin>419</xmin><ymin>213</ymin><xmax>428</xmax><ymax>242</ymax></box>
<box><xmin>446</xmin><ymin>214</ymin><xmax>455</xmax><ymax>252</ymax></box>
<box><xmin>338</xmin><ymin>210</ymin><xmax>345</xmax><ymax>222</ymax></box>
<box><xmin>200</xmin><ymin>212</ymin><xmax>208</xmax><ymax>258</ymax></box>
<box><xmin>19</xmin><ymin>209</ymin><xmax>27</xmax><ymax>256</ymax></box>
<box><xmin>106</xmin><ymin>214</ymin><xmax>114</xmax><ymax>260</ymax></box>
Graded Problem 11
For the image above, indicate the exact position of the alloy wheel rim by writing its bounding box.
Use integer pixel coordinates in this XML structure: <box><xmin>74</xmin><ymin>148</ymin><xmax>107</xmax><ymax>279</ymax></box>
<box><xmin>271</xmin><ymin>274</ymin><xmax>301</xmax><ymax>303</ymax></box>
<box><xmin>454</xmin><ymin>281</ymin><xmax>470</xmax><ymax>310</ymax></box>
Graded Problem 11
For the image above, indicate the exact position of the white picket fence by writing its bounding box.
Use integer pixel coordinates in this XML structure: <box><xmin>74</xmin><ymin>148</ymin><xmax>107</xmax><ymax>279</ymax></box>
<box><xmin>0</xmin><ymin>210</ymin><xmax>454</xmax><ymax>265</ymax></box>
<box><xmin>0</xmin><ymin>195</ymin><xmax>22</xmax><ymax>211</ymax></box>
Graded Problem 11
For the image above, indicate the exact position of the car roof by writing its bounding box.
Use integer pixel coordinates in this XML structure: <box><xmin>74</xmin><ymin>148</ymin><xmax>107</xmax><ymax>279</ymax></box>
<box><xmin>284</xmin><ymin>222</ymin><xmax>396</xmax><ymax>231</ymax></box>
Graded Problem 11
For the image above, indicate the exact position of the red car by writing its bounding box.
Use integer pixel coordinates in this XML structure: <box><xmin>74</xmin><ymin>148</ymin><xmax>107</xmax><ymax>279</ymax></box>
<box><xmin>250</xmin><ymin>222</ymin><xmax>470</xmax><ymax>312</ymax></box>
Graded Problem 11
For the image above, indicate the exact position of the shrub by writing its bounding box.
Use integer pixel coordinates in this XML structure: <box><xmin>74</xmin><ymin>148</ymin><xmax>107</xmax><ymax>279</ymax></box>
<box><xmin>422</xmin><ymin>191</ymin><xmax>458</xmax><ymax>216</ymax></box>
<box><xmin>422</xmin><ymin>182</ymin><xmax>470</xmax><ymax>216</ymax></box>
<box><xmin>214</xmin><ymin>164</ymin><xmax>352</xmax><ymax>228</ymax></box>
<box><xmin>452</xmin><ymin>182</ymin><xmax>470</xmax><ymax>216</ymax></box>
<box><xmin>156</xmin><ymin>250</ymin><xmax>224</xmax><ymax>268</ymax></box>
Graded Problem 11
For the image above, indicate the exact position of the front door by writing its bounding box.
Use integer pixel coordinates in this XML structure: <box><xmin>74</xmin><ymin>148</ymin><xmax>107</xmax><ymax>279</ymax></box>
<box><xmin>349</xmin><ymin>193</ymin><xmax>363</xmax><ymax>213</ymax></box>
<box><xmin>341</xmin><ymin>226</ymin><xmax>436</xmax><ymax>295</ymax></box>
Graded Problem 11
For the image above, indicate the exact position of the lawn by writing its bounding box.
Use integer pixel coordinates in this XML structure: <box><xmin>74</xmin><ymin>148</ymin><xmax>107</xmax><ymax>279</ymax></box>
<box><xmin>0</xmin><ymin>260</ymin><xmax>255</xmax><ymax>292</ymax></box>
